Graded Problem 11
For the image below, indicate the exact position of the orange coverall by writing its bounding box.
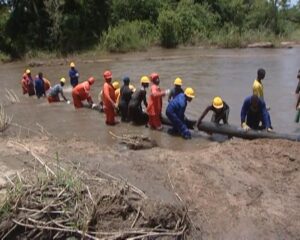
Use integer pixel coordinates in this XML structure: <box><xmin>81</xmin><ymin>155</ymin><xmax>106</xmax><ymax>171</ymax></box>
<box><xmin>103</xmin><ymin>82</ymin><xmax>116</xmax><ymax>125</ymax></box>
<box><xmin>72</xmin><ymin>81</ymin><xmax>93</xmax><ymax>108</ymax></box>
<box><xmin>147</xmin><ymin>84</ymin><xmax>165</xmax><ymax>129</ymax></box>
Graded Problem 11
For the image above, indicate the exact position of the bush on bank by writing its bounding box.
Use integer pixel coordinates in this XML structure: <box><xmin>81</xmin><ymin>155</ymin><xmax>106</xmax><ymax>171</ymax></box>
<box><xmin>100</xmin><ymin>20</ymin><xmax>157</xmax><ymax>53</ymax></box>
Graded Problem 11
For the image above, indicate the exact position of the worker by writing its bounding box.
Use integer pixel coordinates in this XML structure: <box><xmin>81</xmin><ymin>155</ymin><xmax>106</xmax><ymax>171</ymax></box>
<box><xmin>197</xmin><ymin>96</ymin><xmax>230</xmax><ymax>128</ymax></box>
<box><xmin>21</xmin><ymin>69</ymin><xmax>35</xmax><ymax>96</ymax></box>
<box><xmin>147</xmin><ymin>73</ymin><xmax>169</xmax><ymax>130</ymax></box>
<box><xmin>295</xmin><ymin>69</ymin><xmax>300</xmax><ymax>95</ymax></box>
<box><xmin>118</xmin><ymin>76</ymin><xmax>134</xmax><ymax>122</ymax></box>
<box><xmin>34</xmin><ymin>72</ymin><xmax>46</xmax><ymax>99</ymax></box>
<box><xmin>166</xmin><ymin>87</ymin><xmax>195</xmax><ymax>139</ymax></box>
<box><xmin>43</xmin><ymin>77</ymin><xmax>51</xmax><ymax>94</ymax></box>
<box><xmin>253</xmin><ymin>68</ymin><xmax>266</xmax><ymax>100</ymax></box>
<box><xmin>69</xmin><ymin>62</ymin><xmax>79</xmax><ymax>88</ymax></box>
<box><xmin>128</xmin><ymin>76</ymin><xmax>150</xmax><ymax>125</ymax></box>
<box><xmin>72</xmin><ymin>77</ymin><xmax>95</xmax><ymax>108</ymax></box>
<box><xmin>168</xmin><ymin>77</ymin><xmax>184</xmax><ymax>102</ymax></box>
<box><xmin>241</xmin><ymin>95</ymin><xmax>272</xmax><ymax>132</ymax></box>
<box><xmin>102</xmin><ymin>70</ymin><xmax>118</xmax><ymax>125</ymax></box>
<box><xmin>47</xmin><ymin>78</ymin><xmax>69</xmax><ymax>103</ymax></box>
<box><xmin>113</xmin><ymin>81</ymin><xmax>121</xmax><ymax>105</ymax></box>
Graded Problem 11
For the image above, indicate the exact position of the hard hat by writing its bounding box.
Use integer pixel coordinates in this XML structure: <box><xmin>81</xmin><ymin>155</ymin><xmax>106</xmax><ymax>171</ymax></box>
<box><xmin>140</xmin><ymin>76</ymin><xmax>150</xmax><ymax>84</ymax></box>
<box><xmin>88</xmin><ymin>77</ymin><xmax>95</xmax><ymax>85</ymax></box>
<box><xmin>129</xmin><ymin>84</ymin><xmax>136</xmax><ymax>92</ymax></box>
<box><xmin>60</xmin><ymin>77</ymin><xmax>66</xmax><ymax>84</ymax></box>
<box><xmin>112</xmin><ymin>81</ymin><xmax>120</xmax><ymax>89</ymax></box>
<box><xmin>174</xmin><ymin>77</ymin><xmax>182</xmax><ymax>86</ymax></box>
<box><xmin>184</xmin><ymin>87</ymin><xmax>195</xmax><ymax>98</ymax></box>
<box><xmin>103</xmin><ymin>70</ymin><xmax>112</xmax><ymax>80</ymax></box>
<box><xmin>26</xmin><ymin>69</ymin><xmax>31</xmax><ymax>74</ymax></box>
<box><xmin>150</xmin><ymin>72</ymin><xmax>159</xmax><ymax>82</ymax></box>
<box><xmin>70</xmin><ymin>62</ymin><xmax>75</xmax><ymax>67</ymax></box>
<box><xmin>212</xmin><ymin>96</ymin><xmax>223</xmax><ymax>109</ymax></box>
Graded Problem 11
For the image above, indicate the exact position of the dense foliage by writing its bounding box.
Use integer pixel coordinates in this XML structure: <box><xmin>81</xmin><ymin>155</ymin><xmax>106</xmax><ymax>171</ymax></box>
<box><xmin>0</xmin><ymin>0</ymin><xmax>299</xmax><ymax>57</ymax></box>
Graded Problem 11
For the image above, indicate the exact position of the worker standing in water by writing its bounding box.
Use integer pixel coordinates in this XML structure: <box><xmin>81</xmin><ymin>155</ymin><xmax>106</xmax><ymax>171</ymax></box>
<box><xmin>69</xmin><ymin>62</ymin><xmax>79</xmax><ymax>88</ymax></box>
<box><xmin>112</xmin><ymin>81</ymin><xmax>121</xmax><ymax>109</ymax></box>
<box><xmin>128</xmin><ymin>76</ymin><xmax>150</xmax><ymax>125</ymax></box>
<box><xmin>47</xmin><ymin>77</ymin><xmax>69</xmax><ymax>103</ymax></box>
<box><xmin>21</xmin><ymin>69</ymin><xmax>35</xmax><ymax>96</ymax></box>
<box><xmin>168</xmin><ymin>77</ymin><xmax>184</xmax><ymax>102</ymax></box>
<box><xmin>103</xmin><ymin>70</ymin><xmax>118</xmax><ymax>125</ymax></box>
<box><xmin>147</xmin><ymin>73</ymin><xmax>169</xmax><ymax>130</ymax></box>
<box><xmin>197</xmin><ymin>96</ymin><xmax>230</xmax><ymax>127</ymax></box>
<box><xmin>295</xmin><ymin>69</ymin><xmax>300</xmax><ymax>95</ymax></box>
<box><xmin>241</xmin><ymin>95</ymin><xmax>272</xmax><ymax>132</ymax></box>
<box><xmin>118</xmin><ymin>76</ymin><xmax>134</xmax><ymax>122</ymax></box>
<box><xmin>252</xmin><ymin>68</ymin><xmax>272</xmax><ymax>128</ymax></box>
<box><xmin>34</xmin><ymin>72</ymin><xmax>46</xmax><ymax>99</ymax></box>
<box><xmin>72</xmin><ymin>77</ymin><xmax>95</xmax><ymax>108</ymax></box>
<box><xmin>166</xmin><ymin>87</ymin><xmax>195</xmax><ymax>139</ymax></box>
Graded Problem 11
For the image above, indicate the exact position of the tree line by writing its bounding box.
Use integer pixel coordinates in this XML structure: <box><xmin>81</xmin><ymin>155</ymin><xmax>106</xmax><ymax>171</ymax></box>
<box><xmin>0</xmin><ymin>0</ymin><xmax>299</xmax><ymax>58</ymax></box>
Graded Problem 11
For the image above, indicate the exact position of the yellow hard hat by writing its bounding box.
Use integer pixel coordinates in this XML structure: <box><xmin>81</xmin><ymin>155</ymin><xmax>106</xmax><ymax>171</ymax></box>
<box><xmin>112</xmin><ymin>81</ymin><xmax>120</xmax><ymax>89</ymax></box>
<box><xmin>60</xmin><ymin>77</ymin><xmax>66</xmax><ymax>84</ymax></box>
<box><xmin>212</xmin><ymin>96</ymin><xmax>223</xmax><ymax>109</ymax></box>
<box><xmin>184</xmin><ymin>87</ymin><xmax>195</xmax><ymax>98</ymax></box>
<box><xmin>70</xmin><ymin>62</ymin><xmax>75</xmax><ymax>67</ymax></box>
<box><xmin>129</xmin><ymin>84</ymin><xmax>136</xmax><ymax>92</ymax></box>
<box><xmin>26</xmin><ymin>69</ymin><xmax>31</xmax><ymax>74</ymax></box>
<box><xmin>174</xmin><ymin>77</ymin><xmax>182</xmax><ymax>86</ymax></box>
<box><xmin>140</xmin><ymin>76</ymin><xmax>150</xmax><ymax>84</ymax></box>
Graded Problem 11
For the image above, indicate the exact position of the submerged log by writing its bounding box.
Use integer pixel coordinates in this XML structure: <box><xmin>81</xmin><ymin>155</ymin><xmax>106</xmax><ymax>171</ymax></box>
<box><xmin>161</xmin><ymin>115</ymin><xmax>300</xmax><ymax>142</ymax></box>
<box><xmin>198</xmin><ymin>122</ymin><xmax>300</xmax><ymax>142</ymax></box>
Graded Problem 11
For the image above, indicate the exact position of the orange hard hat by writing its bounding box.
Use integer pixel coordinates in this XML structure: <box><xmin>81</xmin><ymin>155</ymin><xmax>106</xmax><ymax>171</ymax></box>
<box><xmin>150</xmin><ymin>72</ymin><xmax>159</xmax><ymax>82</ymax></box>
<box><xmin>88</xmin><ymin>77</ymin><xmax>95</xmax><ymax>85</ymax></box>
<box><xmin>103</xmin><ymin>70</ymin><xmax>112</xmax><ymax>80</ymax></box>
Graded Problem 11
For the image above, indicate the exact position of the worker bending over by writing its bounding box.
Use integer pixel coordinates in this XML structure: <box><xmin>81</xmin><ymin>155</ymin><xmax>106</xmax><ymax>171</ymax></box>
<box><xmin>241</xmin><ymin>95</ymin><xmax>272</xmax><ymax>132</ymax></box>
<box><xmin>166</xmin><ymin>87</ymin><xmax>195</xmax><ymax>139</ymax></box>
<box><xmin>72</xmin><ymin>77</ymin><xmax>95</xmax><ymax>108</ymax></box>
<box><xmin>47</xmin><ymin>78</ymin><xmax>69</xmax><ymax>103</ymax></box>
<box><xmin>197</xmin><ymin>96</ymin><xmax>229</xmax><ymax>128</ymax></box>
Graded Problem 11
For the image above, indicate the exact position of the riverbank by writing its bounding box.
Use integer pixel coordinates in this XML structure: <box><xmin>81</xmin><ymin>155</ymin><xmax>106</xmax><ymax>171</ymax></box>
<box><xmin>0</xmin><ymin>127</ymin><xmax>299</xmax><ymax>239</ymax></box>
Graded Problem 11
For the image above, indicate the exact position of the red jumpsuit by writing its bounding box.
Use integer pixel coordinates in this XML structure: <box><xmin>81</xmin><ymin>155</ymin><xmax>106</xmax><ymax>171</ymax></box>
<box><xmin>72</xmin><ymin>81</ymin><xmax>93</xmax><ymax>108</ymax></box>
<box><xmin>147</xmin><ymin>84</ymin><xmax>165</xmax><ymax>129</ymax></box>
<box><xmin>21</xmin><ymin>74</ymin><xmax>28</xmax><ymax>94</ymax></box>
<box><xmin>103</xmin><ymin>82</ymin><xmax>116</xmax><ymax>125</ymax></box>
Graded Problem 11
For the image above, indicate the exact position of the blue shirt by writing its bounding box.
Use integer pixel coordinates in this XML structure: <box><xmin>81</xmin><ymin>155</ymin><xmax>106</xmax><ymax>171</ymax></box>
<box><xmin>241</xmin><ymin>96</ymin><xmax>271</xmax><ymax>129</ymax></box>
<box><xmin>69</xmin><ymin>68</ymin><xmax>79</xmax><ymax>87</ymax></box>
<box><xmin>34</xmin><ymin>77</ymin><xmax>45</xmax><ymax>97</ymax></box>
<box><xmin>166</xmin><ymin>93</ymin><xmax>187</xmax><ymax>121</ymax></box>
<box><xmin>49</xmin><ymin>84</ymin><xmax>63</xmax><ymax>97</ymax></box>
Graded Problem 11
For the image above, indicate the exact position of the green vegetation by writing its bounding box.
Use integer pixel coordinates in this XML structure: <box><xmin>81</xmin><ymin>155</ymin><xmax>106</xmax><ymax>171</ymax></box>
<box><xmin>0</xmin><ymin>0</ymin><xmax>299</xmax><ymax>58</ymax></box>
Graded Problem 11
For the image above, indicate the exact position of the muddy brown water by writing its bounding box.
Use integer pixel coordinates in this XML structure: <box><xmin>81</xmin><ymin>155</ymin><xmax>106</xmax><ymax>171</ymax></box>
<box><xmin>1</xmin><ymin>47</ymin><xmax>300</xmax><ymax>150</ymax></box>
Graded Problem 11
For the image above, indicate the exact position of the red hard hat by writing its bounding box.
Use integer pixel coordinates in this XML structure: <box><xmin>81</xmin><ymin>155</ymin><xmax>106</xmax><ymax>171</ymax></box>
<box><xmin>88</xmin><ymin>77</ymin><xmax>95</xmax><ymax>85</ymax></box>
<box><xmin>103</xmin><ymin>70</ymin><xmax>112</xmax><ymax>80</ymax></box>
<box><xmin>150</xmin><ymin>72</ymin><xmax>159</xmax><ymax>82</ymax></box>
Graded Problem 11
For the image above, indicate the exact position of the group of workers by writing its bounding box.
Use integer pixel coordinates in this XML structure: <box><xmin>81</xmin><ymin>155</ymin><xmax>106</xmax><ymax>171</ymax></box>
<box><xmin>21</xmin><ymin>62</ymin><xmax>298</xmax><ymax>140</ymax></box>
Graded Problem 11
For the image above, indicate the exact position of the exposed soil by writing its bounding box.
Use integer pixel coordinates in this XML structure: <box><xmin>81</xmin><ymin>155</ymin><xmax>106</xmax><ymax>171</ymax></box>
<box><xmin>0</xmin><ymin>129</ymin><xmax>299</xmax><ymax>239</ymax></box>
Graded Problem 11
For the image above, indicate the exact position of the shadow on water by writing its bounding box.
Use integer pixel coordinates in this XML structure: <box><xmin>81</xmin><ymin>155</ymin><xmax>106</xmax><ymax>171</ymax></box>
<box><xmin>1</xmin><ymin>47</ymin><xmax>300</xmax><ymax>150</ymax></box>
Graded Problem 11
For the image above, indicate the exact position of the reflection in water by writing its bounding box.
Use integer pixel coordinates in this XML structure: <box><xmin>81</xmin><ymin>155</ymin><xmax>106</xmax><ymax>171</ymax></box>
<box><xmin>1</xmin><ymin>47</ymin><xmax>300</xmax><ymax>150</ymax></box>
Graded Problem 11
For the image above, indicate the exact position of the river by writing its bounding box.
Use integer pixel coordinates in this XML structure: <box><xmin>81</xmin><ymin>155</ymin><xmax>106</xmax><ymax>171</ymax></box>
<box><xmin>1</xmin><ymin>47</ymin><xmax>300</xmax><ymax>150</ymax></box>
